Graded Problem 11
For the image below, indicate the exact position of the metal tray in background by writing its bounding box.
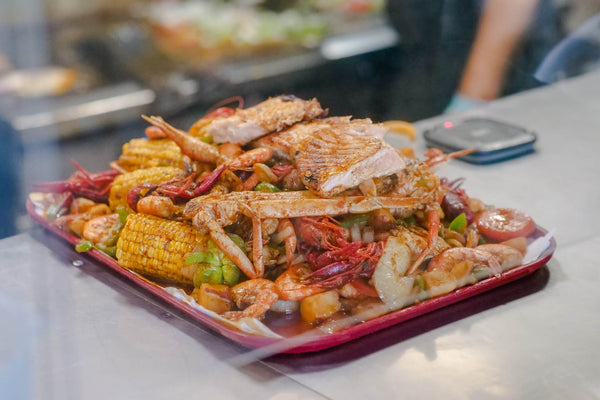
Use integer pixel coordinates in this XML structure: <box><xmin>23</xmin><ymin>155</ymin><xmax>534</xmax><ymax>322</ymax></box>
<box><xmin>11</xmin><ymin>17</ymin><xmax>398</xmax><ymax>144</ymax></box>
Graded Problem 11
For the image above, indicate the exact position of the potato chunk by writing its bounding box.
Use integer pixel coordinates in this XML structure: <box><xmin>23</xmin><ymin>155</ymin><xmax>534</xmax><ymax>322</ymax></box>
<box><xmin>191</xmin><ymin>283</ymin><xmax>233</xmax><ymax>314</ymax></box>
<box><xmin>300</xmin><ymin>291</ymin><xmax>341</xmax><ymax>323</ymax></box>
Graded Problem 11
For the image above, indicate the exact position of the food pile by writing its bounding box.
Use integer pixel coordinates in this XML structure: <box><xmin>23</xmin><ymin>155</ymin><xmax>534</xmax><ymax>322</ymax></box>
<box><xmin>30</xmin><ymin>95</ymin><xmax>538</xmax><ymax>331</ymax></box>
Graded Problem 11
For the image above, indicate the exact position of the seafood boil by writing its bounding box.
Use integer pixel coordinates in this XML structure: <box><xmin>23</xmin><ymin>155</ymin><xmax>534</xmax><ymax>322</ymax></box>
<box><xmin>30</xmin><ymin>95</ymin><xmax>541</xmax><ymax>333</ymax></box>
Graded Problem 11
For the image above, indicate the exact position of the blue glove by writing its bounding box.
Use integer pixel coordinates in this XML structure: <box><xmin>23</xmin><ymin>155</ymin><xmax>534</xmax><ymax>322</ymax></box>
<box><xmin>444</xmin><ymin>93</ymin><xmax>488</xmax><ymax>114</ymax></box>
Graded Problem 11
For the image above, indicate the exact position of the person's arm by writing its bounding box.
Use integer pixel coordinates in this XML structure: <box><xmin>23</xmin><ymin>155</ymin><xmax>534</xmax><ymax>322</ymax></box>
<box><xmin>457</xmin><ymin>0</ymin><xmax>539</xmax><ymax>102</ymax></box>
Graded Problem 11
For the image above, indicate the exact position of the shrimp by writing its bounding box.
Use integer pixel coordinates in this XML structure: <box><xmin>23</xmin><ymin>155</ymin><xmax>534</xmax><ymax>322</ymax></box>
<box><xmin>218</xmin><ymin>142</ymin><xmax>243</xmax><ymax>159</ymax></box>
<box><xmin>274</xmin><ymin>264</ymin><xmax>327</xmax><ymax>301</ymax></box>
<box><xmin>392</xmin><ymin>225</ymin><xmax>450</xmax><ymax>263</ymax></box>
<box><xmin>407</xmin><ymin>208</ymin><xmax>442</xmax><ymax>275</ymax></box>
<box><xmin>145</xmin><ymin>126</ymin><xmax>167</xmax><ymax>139</ymax></box>
<box><xmin>70</xmin><ymin>197</ymin><xmax>96</xmax><ymax>214</ymax></box>
<box><xmin>476</xmin><ymin>244</ymin><xmax>523</xmax><ymax>271</ymax></box>
<box><xmin>55</xmin><ymin>203</ymin><xmax>111</xmax><ymax>236</ymax></box>
<box><xmin>136</xmin><ymin>196</ymin><xmax>182</xmax><ymax>218</ymax></box>
<box><xmin>241</xmin><ymin>172</ymin><xmax>260</xmax><ymax>191</ymax></box>
<box><xmin>82</xmin><ymin>213</ymin><xmax>121</xmax><ymax>247</ymax></box>
<box><xmin>272</xmin><ymin>218</ymin><xmax>297</xmax><ymax>267</ymax></box>
<box><xmin>222</xmin><ymin>279</ymin><xmax>278</xmax><ymax>321</ymax></box>
<box><xmin>226</xmin><ymin>147</ymin><xmax>273</xmax><ymax>170</ymax></box>
<box><xmin>427</xmin><ymin>247</ymin><xmax>503</xmax><ymax>277</ymax></box>
<box><xmin>142</xmin><ymin>115</ymin><xmax>225</xmax><ymax>164</ymax></box>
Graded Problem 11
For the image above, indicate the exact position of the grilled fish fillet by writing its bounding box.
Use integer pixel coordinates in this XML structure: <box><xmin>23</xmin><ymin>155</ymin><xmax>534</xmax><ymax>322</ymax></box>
<box><xmin>252</xmin><ymin>116</ymin><xmax>388</xmax><ymax>160</ymax></box>
<box><xmin>294</xmin><ymin>127</ymin><xmax>405</xmax><ymax>197</ymax></box>
<box><xmin>207</xmin><ymin>95</ymin><xmax>324</xmax><ymax>145</ymax></box>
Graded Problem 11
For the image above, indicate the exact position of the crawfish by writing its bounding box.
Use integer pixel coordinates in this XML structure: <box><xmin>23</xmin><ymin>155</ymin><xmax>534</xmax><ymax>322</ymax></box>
<box><xmin>32</xmin><ymin>161</ymin><xmax>120</xmax><ymax>203</ymax></box>
<box><xmin>127</xmin><ymin>147</ymin><xmax>272</xmax><ymax>211</ymax></box>
<box><xmin>294</xmin><ymin>216</ymin><xmax>385</xmax><ymax>290</ymax></box>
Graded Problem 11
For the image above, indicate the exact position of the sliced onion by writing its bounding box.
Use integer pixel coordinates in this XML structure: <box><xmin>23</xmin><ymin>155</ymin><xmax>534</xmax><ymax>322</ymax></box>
<box><xmin>362</xmin><ymin>226</ymin><xmax>375</xmax><ymax>243</ymax></box>
<box><xmin>350</xmin><ymin>224</ymin><xmax>361</xmax><ymax>242</ymax></box>
<box><xmin>254</xmin><ymin>163</ymin><xmax>278</xmax><ymax>183</ymax></box>
<box><xmin>270</xmin><ymin>299</ymin><xmax>300</xmax><ymax>314</ymax></box>
<box><xmin>372</xmin><ymin>238</ymin><xmax>414</xmax><ymax>308</ymax></box>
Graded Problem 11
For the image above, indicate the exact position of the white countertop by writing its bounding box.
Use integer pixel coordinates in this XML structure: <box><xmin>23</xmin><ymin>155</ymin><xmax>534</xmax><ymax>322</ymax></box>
<box><xmin>2</xmin><ymin>72</ymin><xmax>600</xmax><ymax>399</ymax></box>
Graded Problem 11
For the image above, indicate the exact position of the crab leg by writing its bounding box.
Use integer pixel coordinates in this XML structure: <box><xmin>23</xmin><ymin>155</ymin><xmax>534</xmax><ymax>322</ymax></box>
<box><xmin>252</xmin><ymin>217</ymin><xmax>264</xmax><ymax>278</ymax></box>
<box><xmin>184</xmin><ymin>192</ymin><xmax>423</xmax><ymax>223</ymax></box>
<box><xmin>193</xmin><ymin>210</ymin><xmax>260</xmax><ymax>279</ymax></box>
<box><xmin>407</xmin><ymin>208</ymin><xmax>441</xmax><ymax>275</ymax></box>
<box><xmin>184</xmin><ymin>191</ymin><xmax>433</xmax><ymax>280</ymax></box>
<box><xmin>273</xmin><ymin>219</ymin><xmax>297</xmax><ymax>268</ymax></box>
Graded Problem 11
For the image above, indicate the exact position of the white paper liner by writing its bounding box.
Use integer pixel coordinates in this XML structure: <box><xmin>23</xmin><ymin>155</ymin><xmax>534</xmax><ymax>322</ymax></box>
<box><xmin>523</xmin><ymin>228</ymin><xmax>556</xmax><ymax>264</ymax></box>
<box><xmin>163</xmin><ymin>287</ymin><xmax>282</xmax><ymax>339</ymax></box>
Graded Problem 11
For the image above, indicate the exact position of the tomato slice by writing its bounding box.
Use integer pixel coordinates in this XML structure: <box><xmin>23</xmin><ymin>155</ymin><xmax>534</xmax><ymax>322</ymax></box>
<box><xmin>476</xmin><ymin>208</ymin><xmax>536</xmax><ymax>242</ymax></box>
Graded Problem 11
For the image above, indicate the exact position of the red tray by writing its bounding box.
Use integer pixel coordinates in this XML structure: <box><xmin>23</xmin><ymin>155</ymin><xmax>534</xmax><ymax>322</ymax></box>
<box><xmin>27</xmin><ymin>199</ymin><xmax>555</xmax><ymax>354</ymax></box>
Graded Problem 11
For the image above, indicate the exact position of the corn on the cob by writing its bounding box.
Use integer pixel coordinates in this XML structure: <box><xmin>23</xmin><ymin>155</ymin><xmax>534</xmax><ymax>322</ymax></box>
<box><xmin>108</xmin><ymin>166</ymin><xmax>183</xmax><ymax>211</ymax></box>
<box><xmin>116</xmin><ymin>213</ymin><xmax>208</xmax><ymax>285</ymax></box>
<box><xmin>117</xmin><ymin>138</ymin><xmax>184</xmax><ymax>171</ymax></box>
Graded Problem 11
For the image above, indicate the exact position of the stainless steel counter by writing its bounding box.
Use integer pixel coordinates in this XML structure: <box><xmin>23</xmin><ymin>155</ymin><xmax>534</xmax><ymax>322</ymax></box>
<box><xmin>1</xmin><ymin>72</ymin><xmax>600</xmax><ymax>399</ymax></box>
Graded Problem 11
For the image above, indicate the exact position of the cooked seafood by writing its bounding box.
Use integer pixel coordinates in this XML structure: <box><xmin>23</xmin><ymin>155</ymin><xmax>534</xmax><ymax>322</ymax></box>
<box><xmin>142</xmin><ymin>115</ymin><xmax>225</xmax><ymax>164</ymax></box>
<box><xmin>293</xmin><ymin>127</ymin><xmax>406</xmax><ymax>197</ymax></box>
<box><xmin>206</xmin><ymin>95</ymin><xmax>324</xmax><ymax>145</ymax></box>
<box><xmin>223</xmin><ymin>279</ymin><xmax>278</xmax><ymax>321</ymax></box>
<box><xmin>252</xmin><ymin>116</ymin><xmax>388</xmax><ymax>160</ymax></box>
<box><xmin>30</xmin><ymin>94</ymin><xmax>541</xmax><ymax>333</ymax></box>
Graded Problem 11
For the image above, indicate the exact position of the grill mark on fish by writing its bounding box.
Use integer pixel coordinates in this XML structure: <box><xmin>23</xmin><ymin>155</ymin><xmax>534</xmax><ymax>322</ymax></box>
<box><xmin>208</xmin><ymin>96</ymin><xmax>324</xmax><ymax>145</ymax></box>
<box><xmin>251</xmin><ymin>116</ymin><xmax>388</xmax><ymax>161</ymax></box>
<box><xmin>293</xmin><ymin>127</ymin><xmax>405</xmax><ymax>197</ymax></box>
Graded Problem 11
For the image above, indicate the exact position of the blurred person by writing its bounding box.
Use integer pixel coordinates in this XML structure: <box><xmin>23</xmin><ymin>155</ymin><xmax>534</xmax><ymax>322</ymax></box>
<box><xmin>446</xmin><ymin>0</ymin><xmax>540</xmax><ymax>112</ymax></box>
<box><xmin>535</xmin><ymin>11</ymin><xmax>600</xmax><ymax>83</ymax></box>
<box><xmin>0</xmin><ymin>118</ymin><xmax>22</xmax><ymax>238</ymax></box>
<box><xmin>382</xmin><ymin>0</ymin><xmax>561</xmax><ymax>120</ymax></box>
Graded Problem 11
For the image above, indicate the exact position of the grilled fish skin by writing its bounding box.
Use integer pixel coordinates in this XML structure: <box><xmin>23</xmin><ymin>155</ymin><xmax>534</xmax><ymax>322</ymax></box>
<box><xmin>294</xmin><ymin>127</ymin><xmax>405</xmax><ymax>197</ymax></box>
<box><xmin>251</xmin><ymin>116</ymin><xmax>388</xmax><ymax>160</ymax></box>
<box><xmin>207</xmin><ymin>95</ymin><xmax>324</xmax><ymax>145</ymax></box>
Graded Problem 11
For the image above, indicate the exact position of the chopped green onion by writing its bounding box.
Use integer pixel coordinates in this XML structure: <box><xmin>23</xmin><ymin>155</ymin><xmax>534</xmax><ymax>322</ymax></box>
<box><xmin>117</xmin><ymin>207</ymin><xmax>130</xmax><ymax>225</ymax></box>
<box><xmin>185</xmin><ymin>251</ymin><xmax>207</xmax><ymax>265</ymax></box>
<box><xmin>448</xmin><ymin>213</ymin><xmax>467</xmax><ymax>232</ymax></box>
<box><xmin>98</xmin><ymin>246</ymin><xmax>117</xmax><ymax>258</ymax></box>
<box><xmin>397</xmin><ymin>215</ymin><xmax>416</xmax><ymax>227</ymax></box>
<box><xmin>193</xmin><ymin>264</ymin><xmax>223</xmax><ymax>287</ymax></box>
<box><xmin>340</xmin><ymin>213</ymin><xmax>370</xmax><ymax>228</ymax></box>
<box><xmin>204</xmin><ymin>252</ymin><xmax>222</xmax><ymax>267</ymax></box>
<box><xmin>222</xmin><ymin>262</ymin><xmax>241</xmax><ymax>286</ymax></box>
<box><xmin>254</xmin><ymin>182</ymin><xmax>281</xmax><ymax>192</ymax></box>
<box><xmin>188</xmin><ymin>239</ymin><xmax>243</xmax><ymax>285</ymax></box>
<box><xmin>227</xmin><ymin>233</ymin><xmax>246</xmax><ymax>254</ymax></box>
<box><xmin>76</xmin><ymin>240</ymin><xmax>94</xmax><ymax>253</ymax></box>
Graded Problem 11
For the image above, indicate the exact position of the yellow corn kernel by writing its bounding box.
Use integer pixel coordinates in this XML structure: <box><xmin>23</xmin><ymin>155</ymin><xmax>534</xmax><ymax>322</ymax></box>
<box><xmin>117</xmin><ymin>138</ymin><xmax>184</xmax><ymax>171</ymax></box>
<box><xmin>108</xmin><ymin>166</ymin><xmax>183</xmax><ymax>211</ymax></box>
<box><xmin>116</xmin><ymin>213</ymin><xmax>207</xmax><ymax>285</ymax></box>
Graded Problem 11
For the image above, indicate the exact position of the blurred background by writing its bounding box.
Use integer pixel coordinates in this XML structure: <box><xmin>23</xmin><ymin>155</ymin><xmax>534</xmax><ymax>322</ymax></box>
<box><xmin>1</xmin><ymin>0</ymin><xmax>599</xmax><ymax>238</ymax></box>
